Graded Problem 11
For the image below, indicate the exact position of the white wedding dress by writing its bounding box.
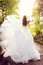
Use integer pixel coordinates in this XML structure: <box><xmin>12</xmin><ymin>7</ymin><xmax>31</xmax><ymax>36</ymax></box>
<box><xmin>1</xmin><ymin>15</ymin><xmax>40</xmax><ymax>63</ymax></box>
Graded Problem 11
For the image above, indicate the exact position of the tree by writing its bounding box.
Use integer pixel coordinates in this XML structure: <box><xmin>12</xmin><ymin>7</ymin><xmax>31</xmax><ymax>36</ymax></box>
<box><xmin>0</xmin><ymin>0</ymin><xmax>20</xmax><ymax>24</ymax></box>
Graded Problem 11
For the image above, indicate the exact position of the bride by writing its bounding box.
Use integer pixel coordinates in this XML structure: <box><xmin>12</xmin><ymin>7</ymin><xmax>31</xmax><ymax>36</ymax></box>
<box><xmin>1</xmin><ymin>15</ymin><xmax>40</xmax><ymax>63</ymax></box>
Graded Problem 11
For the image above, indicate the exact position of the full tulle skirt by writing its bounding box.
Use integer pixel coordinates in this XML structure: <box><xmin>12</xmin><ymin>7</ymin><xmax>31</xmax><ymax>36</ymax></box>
<box><xmin>1</xmin><ymin>15</ymin><xmax>40</xmax><ymax>63</ymax></box>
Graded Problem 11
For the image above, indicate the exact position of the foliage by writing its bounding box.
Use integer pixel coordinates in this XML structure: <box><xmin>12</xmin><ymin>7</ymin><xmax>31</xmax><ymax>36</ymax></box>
<box><xmin>32</xmin><ymin>8</ymin><xmax>40</xmax><ymax>24</ymax></box>
<box><xmin>28</xmin><ymin>8</ymin><xmax>43</xmax><ymax>36</ymax></box>
<box><xmin>28</xmin><ymin>20</ymin><xmax>43</xmax><ymax>36</ymax></box>
<box><xmin>28</xmin><ymin>7</ymin><xmax>43</xmax><ymax>36</ymax></box>
<box><xmin>40</xmin><ymin>21</ymin><xmax>43</xmax><ymax>34</ymax></box>
<box><xmin>28</xmin><ymin>24</ymin><xmax>37</xmax><ymax>36</ymax></box>
<box><xmin>0</xmin><ymin>0</ymin><xmax>20</xmax><ymax>24</ymax></box>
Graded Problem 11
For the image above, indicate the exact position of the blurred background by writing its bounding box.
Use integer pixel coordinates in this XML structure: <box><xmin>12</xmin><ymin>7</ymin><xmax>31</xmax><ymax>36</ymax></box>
<box><xmin>0</xmin><ymin>0</ymin><xmax>43</xmax><ymax>46</ymax></box>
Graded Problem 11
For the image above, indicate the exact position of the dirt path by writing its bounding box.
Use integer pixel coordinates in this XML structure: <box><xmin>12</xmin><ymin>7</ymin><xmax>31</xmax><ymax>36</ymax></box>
<box><xmin>35</xmin><ymin>42</ymin><xmax>43</xmax><ymax>55</ymax></box>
